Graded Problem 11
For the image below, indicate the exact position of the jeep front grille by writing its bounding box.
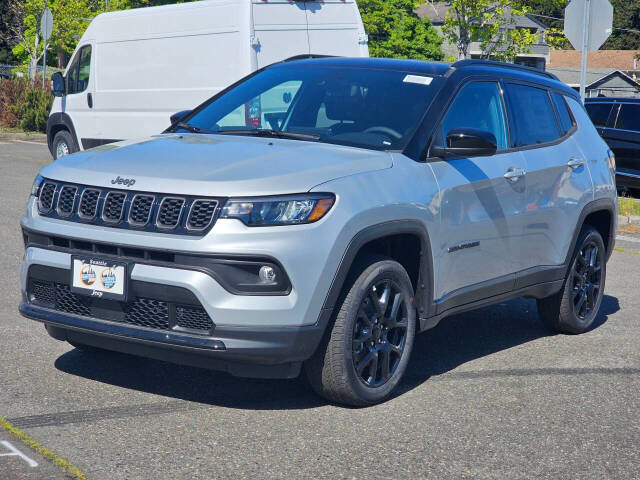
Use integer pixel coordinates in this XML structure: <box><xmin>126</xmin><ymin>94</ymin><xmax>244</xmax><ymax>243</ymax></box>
<box><xmin>38</xmin><ymin>182</ymin><xmax>57</xmax><ymax>212</ymax></box>
<box><xmin>57</xmin><ymin>185</ymin><xmax>77</xmax><ymax>216</ymax></box>
<box><xmin>102</xmin><ymin>192</ymin><xmax>126</xmax><ymax>223</ymax></box>
<box><xmin>78</xmin><ymin>188</ymin><xmax>100</xmax><ymax>219</ymax></box>
<box><xmin>36</xmin><ymin>179</ymin><xmax>223</xmax><ymax>236</ymax></box>
<box><xmin>187</xmin><ymin>199</ymin><xmax>218</xmax><ymax>231</ymax></box>
<box><xmin>128</xmin><ymin>194</ymin><xmax>154</xmax><ymax>226</ymax></box>
<box><xmin>157</xmin><ymin>197</ymin><xmax>185</xmax><ymax>229</ymax></box>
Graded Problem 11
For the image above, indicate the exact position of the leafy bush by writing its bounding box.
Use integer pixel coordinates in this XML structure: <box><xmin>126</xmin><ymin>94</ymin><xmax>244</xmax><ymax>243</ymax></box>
<box><xmin>0</xmin><ymin>77</ymin><xmax>28</xmax><ymax>128</ymax></box>
<box><xmin>0</xmin><ymin>78</ymin><xmax>52</xmax><ymax>132</ymax></box>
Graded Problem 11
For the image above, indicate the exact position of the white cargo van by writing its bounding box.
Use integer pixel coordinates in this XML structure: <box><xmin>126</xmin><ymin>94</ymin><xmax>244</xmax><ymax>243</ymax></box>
<box><xmin>47</xmin><ymin>0</ymin><xmax>369</xmax><ymax>159</ymax></box>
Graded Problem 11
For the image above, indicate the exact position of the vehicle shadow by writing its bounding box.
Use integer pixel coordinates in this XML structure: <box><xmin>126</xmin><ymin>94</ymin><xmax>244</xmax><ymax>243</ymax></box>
<box><xmin>54</xmin><ymin>295</ymin><xmax>619</xmax><ymax>409</ymax></box>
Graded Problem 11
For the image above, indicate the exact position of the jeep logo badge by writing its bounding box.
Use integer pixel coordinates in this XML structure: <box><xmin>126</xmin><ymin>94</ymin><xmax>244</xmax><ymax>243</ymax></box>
<box><xmin>111</xmin><ymin>176</ymin><xmax>136</xmax><ymax>187</ymax></box>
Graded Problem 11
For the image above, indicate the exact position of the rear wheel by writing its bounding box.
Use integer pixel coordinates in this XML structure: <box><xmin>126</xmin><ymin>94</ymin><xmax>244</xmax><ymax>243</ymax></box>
<box><xmin>537</xmin><ymin>226</ymin><xmax>606</xmax><ymax>334</ymax></box>
<box><xmin>52</xmin><ymin>130</ymin><xmax>76</xmax><ymax>159</ymax></box>
<box><xmin>305</xmin><ymin>257</ymin><xmax>416</xmax><ymax>406</ymax></box>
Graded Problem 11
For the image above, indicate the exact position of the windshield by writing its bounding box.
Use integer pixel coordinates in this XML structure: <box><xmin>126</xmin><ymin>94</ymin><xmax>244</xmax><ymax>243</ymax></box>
<box><xmin>173</xmin><ymin>64</ymin><xmax>443</xmax><ymax>151</ymax></box>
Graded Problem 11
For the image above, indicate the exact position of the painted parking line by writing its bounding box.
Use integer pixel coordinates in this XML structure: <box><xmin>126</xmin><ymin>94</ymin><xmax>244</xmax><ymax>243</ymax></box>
<box><xmin>0</xmin><ymin>416</ymin><xmax>87</xmax><ymax>480</ymax></box>
<box><xmin>0</xmin><ymin>440</ymin><xmax>38</xmax><ymax>467</ymax></box>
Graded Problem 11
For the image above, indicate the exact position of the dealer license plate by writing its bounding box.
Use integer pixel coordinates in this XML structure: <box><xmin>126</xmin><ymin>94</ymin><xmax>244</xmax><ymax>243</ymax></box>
<box><xmin>70</xmin><ymin>256</ymin><xmax>128</xmax><ymax>301</ymax></box>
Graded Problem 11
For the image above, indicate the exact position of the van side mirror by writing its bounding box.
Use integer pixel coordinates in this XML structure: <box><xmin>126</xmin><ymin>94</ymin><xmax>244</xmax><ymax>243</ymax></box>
<box><xmin>431</xmin><ymin>127</ymin><xmax>497</xmax><ymax>158</ymax></box>
<box><xmin>51</xmin><ymin>72</ymin><xmax>66</xmax><ymax>97</ymax></box>
<box><xmin>170</xmin><ymin>110</ymin><xmax>191</xmax><ymax>125</ymax></box>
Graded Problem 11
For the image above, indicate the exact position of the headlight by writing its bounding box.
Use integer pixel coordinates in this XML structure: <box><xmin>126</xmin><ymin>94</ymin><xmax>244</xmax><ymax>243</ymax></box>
<box><xmin>220</xmin><ymin>193</ymin><xmax>335</xmax><ymax>226</ymax></box>
<box><xmin>30</xmin><ymin>174</ymin><xmax>44</xmax><ymax>197</ymax></box>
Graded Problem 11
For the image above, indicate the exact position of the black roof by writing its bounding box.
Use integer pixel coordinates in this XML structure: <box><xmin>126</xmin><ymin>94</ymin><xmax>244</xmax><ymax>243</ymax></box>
<box><xmin>279</xmin><ymin>56</ymin><xmax>452</xmax><ymax>76</ymax></box>
<box><xmin>584</xmin><ymin>97</ymin><xmax>640</xmax><ymax>103</ymax></box>
<box><xmin>280</xmin><ymin>56</ymin><xmax>577</xmax><ymax>98</ymax></box>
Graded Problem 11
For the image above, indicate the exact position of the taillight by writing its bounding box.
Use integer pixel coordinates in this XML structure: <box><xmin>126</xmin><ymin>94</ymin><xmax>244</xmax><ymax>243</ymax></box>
<box><xmin>245</xmin><ymin>97</ymin><xmax>261</xmax><ymax>128</ymax></box>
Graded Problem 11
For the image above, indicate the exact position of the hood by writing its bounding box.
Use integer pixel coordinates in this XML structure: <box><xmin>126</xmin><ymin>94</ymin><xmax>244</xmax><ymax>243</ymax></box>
<box><xmin>40</xmin><ymin>134</ymin><xmax>392</xmax><ymax>196</ymax></box>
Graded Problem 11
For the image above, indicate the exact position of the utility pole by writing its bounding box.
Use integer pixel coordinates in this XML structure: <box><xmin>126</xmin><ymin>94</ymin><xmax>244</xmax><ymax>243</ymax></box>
<box><xmin>579</xmin><ymin>0</ymin><xmax>590</xmax><ymax>101</ymax></box>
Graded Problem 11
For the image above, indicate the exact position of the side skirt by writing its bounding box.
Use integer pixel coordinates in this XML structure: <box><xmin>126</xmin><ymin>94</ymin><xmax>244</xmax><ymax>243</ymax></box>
<box><xmin>419</xmin><ymin>276</ymin><xmax>564</xmax><ymax>332</ymax></box>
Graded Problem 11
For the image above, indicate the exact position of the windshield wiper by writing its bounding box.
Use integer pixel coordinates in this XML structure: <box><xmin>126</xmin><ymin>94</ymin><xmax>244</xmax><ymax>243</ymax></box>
<box><xmin>215</xmin><ymin>129</ymin><xmax>320</xmax><ymax>141</ymax></box>
<box><xmin>173</xmin><ymin>122</ymin><xmax>213</xmax><ymax>134</ymax></box>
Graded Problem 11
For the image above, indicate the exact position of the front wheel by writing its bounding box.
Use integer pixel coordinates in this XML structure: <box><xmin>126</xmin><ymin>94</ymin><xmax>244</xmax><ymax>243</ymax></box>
<box><xmin>305</xmin><ymin>257</ymin><xmax>416</xmax><ymax>406</ymax></box>
<box><xmin>52</xmin><ymin>130</ymin><xmax>77</xmax><ymax>159</ymax></box>
<box><xmin>537</xmin><ymin>226</ymin><xmax>606</xmax><ymax>334</ymax></box>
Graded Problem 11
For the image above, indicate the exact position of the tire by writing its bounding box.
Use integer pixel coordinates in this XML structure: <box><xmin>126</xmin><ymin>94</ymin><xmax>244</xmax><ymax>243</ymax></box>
<box><xmin>52</xmin><ymin>130</ymin><xmax>76</xmax><ymax>159</ymax></box>
<box><xmin>305</xmin><ymin>256</ymin><xmax>417</xmax><ymax>406</ymax></box>
<box><xmin>537</xmin><ymin>226</ymin><xmax>606</xmax><ymax>334</ymax></box>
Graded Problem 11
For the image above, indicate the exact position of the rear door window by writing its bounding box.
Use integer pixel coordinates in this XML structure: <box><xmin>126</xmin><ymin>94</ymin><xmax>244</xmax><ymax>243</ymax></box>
<box><xmin>584</xmin><ymin>102</ymin><xmax>613</xmax><ymax>127</ymax></box>
<box><xmin>505</xmin><ymin>84</ymin><xmax>560</xmax><ymax>147</ymax></box>
<box><xmin>551</xmin><ymin>93</ymin><xmax>574</xmax><ymax>135</ymax></box>
<box><xmin>615</xmin><ymin>104</ymin><xmax>640</xmax><ymax>132</ymax></box>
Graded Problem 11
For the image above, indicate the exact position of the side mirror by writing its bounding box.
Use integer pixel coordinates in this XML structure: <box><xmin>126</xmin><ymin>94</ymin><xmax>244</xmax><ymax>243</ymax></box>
<box><xmin>51</xmin><ymin>72</ymin><xmax>66</xmax><ymax>97</ymax></box>
<box><xmin>170</xmin><ymin>110</ymin><xmax>191</xmax><ymax>125</ymax></box>
<box><xmin>431</xmin><ymin>127</ymin><xmax>497</xmax><ymax>158</ymax></box>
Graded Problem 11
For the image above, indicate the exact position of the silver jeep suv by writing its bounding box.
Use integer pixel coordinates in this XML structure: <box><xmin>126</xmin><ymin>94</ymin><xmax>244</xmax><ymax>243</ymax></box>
<box><xmin>20</xmin><ymin>58</ymin><xmax>617</xmax><ymax>406</ymax></box>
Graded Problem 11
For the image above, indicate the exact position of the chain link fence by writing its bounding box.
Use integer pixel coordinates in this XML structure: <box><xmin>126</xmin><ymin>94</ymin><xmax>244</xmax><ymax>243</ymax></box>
<box><xmin>0</xmin><ymin>64</ymin><xmax>63</xmax><ymax>80</ymax></box>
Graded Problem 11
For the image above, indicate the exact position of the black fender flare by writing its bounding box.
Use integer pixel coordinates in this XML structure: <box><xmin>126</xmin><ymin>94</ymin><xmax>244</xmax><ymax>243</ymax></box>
<box><xmin>317</xmin><ymin>220</ymin><xmax>435</xmax><ymax>329</ymax></box>
<box><xmin>564</xmin><ymin>197</ymin><xmax>617</xmax><ymax>272</ymax></box>
<box><xmin>46</xmin><ymin>112</ymin><xmax>80</xmax><ymax>156</ymax></box>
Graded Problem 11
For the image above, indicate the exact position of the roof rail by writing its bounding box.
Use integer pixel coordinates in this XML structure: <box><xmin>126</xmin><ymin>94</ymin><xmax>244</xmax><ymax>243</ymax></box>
<box><xmin>282</xmin><ymin>54</ymin><xmax>336</xmax><ymax>63</ymax></box>
<box><xmin>452</xmin><ymin>59</ymin><xmax>559</xmax><ymax>81</ymax></box>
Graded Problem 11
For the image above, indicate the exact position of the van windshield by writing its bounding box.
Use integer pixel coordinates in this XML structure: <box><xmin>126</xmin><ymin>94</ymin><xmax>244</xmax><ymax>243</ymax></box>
<box><xmin>173</xmin><ymin>64</ymin><xmax>443</xmax><ymax>151</ymax></box>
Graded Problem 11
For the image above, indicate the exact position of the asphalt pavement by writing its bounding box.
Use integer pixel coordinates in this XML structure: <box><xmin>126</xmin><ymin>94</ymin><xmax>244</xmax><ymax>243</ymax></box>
<box><xmin>1</xmin><ymin>139</ymin><xmax>639</xmax><ymax>479</ymax></box>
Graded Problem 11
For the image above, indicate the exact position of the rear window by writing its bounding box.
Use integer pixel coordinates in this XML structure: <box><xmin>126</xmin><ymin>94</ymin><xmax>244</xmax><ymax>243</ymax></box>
<box><xmin>584</xmin><ymin>102</ymin><xmax>613</xmax><ymax>127</ymax></box>
<box><xmin>506</xmin><ymin>84</ymin><xmax>560</xmax><ymax>147</ymax></box>
<box><xmin>551</xmin><ymin>93</ymin><xmax>574</xmax><ymax>135</ymax></box>
<box><xmin>615</xmin><ymin>104</ymin><xmax>640</xmax><ymax>132</ymax></box>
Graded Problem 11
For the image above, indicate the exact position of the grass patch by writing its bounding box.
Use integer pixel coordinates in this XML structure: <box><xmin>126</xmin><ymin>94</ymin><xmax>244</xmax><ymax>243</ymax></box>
<box><xmin>0</xmin><ymin>416</ymin><xmax>87</xmax><ymax>480</ymax></box>
<box><xmin>619</xmin><ymin>195</ymin><xmax>640</xmax><ymax>217</ymax></box>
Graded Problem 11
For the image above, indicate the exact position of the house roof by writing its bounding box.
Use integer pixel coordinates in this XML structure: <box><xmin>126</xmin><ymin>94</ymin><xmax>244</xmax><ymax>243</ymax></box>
<box><xmin>414</xmin><ymin>2</ymin><xmax>451</xmax><ymax>24</ymax></box>
<box><xmin>546</xmin><ymin>66</ymin><xmax>640</xmax><ymax>90</ymax></box>
<box><xmin>587</xmin><ymin>70</ymin><xmax>640</xmax><ymax>89</ymax></box>
<box><xmin>549</xmin><ymin>50</ymin><xmax>640</xmax><ymax>70</ymax></box>
<box><xmin>415</xmin><ymin>3</ymin><xmax>548</xmax><ymax>30</ymax></box>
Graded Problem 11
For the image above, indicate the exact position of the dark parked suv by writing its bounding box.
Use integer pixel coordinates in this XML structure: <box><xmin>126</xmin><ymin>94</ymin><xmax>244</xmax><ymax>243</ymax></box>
<box><xmin>585</xmin><ymin>97</ymin><xmax>640</xmax><ymax>191</ymax></box>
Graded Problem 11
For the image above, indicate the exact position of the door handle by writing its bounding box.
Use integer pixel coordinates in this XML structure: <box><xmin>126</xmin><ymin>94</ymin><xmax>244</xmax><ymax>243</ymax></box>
<box><xmin>87</xmin><ymin>92</ymin><xmax>93</xmax><ymax>108</ymax></box>
<box><xmin>504</xmin><ymin>167</ymin><xmax>526</xmax><ymax>182</ymax></box>
<box><xmin>568</xmin><ymin>157</ymin><xmax>584</xmax><ymax>169</ymax></box>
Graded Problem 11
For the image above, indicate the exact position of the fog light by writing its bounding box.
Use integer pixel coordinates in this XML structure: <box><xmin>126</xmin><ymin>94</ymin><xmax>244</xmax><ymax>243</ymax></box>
<box><xmin>259</xmin><ymin>265</ymin><xmax>277</xmax><ymax>284</ymax></box>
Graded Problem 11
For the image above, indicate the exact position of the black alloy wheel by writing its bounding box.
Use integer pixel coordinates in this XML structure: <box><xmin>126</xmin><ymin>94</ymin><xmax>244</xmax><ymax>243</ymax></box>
<box><xmin>572</xmin><ymin>241</ymin><xmax>602</xmax><ymax>321</ymax></box>
<box><xmin>352</xmin><ymin>279</ymin><xmax>409</xmax><ymax>388</ymax></box>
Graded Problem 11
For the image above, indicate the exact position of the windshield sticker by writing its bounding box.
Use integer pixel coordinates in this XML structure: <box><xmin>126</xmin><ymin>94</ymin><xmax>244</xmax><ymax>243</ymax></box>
<box><xmin>403</xmin><ymin>75</ymin><xmax>433</xmax><ymax>86</ymax></box>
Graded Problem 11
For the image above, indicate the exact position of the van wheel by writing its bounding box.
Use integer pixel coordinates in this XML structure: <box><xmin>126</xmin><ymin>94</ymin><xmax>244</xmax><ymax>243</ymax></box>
<box><xmin>52</xmin><ymin>130</ymin><xmax>76</xmax><ymax>159</ymax></box>
<box><xmin>305</xmin><ymin>257</ymin><xmax>416</xmax><ymax>406</ymax></box>
<box><xmin>537</xmin><ymin>226</ymin><xmax>606</xmax><ymax>334</ymax></box>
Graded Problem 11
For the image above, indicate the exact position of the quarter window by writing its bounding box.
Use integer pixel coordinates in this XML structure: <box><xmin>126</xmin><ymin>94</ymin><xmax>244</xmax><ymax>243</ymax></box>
<box><xmin>505</xmin><ymin>84</ymin><xmax>560</xmax><ymax>147</ymax></box>
<box><xmin>615</xmin><ymin>104</ymin><xmax>640</xmax><ymax>132</ymax></box>
<box><xmin>67</xmin><ymin>45</ymin><xmax>91</xmax><ymax>94</ymax></box>
<box><xmin>551</xmin><ymin>93</ymin><xmax>574</xmax><ymax>135</ymax></box>
<box><xmin>440</xmin><ymin>81</ymin><xmax>508</xmax><ymax>151</ymax></box>
<box><xmin>584</xmin><ymin>102</ymin><xmax>613</xmax><ymax>127</ymax></box>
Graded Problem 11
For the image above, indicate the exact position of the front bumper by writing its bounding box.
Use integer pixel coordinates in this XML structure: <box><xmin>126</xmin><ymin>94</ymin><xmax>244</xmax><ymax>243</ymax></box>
<box><xmin>20</xmin><ymin>244</ymin><xmax>333</xmax><ymax>378</ymax></box>
<box><xmin>19</xmin><ymin>301</ymin><xmax>330</xmax><ymax>378</ymax></box>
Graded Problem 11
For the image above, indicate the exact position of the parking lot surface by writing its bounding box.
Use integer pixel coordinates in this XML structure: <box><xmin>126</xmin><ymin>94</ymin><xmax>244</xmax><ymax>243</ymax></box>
<box><xmin>1</xmin><ymin>140</ymin><xmax>639</xmax><ymax>479</ymax></box>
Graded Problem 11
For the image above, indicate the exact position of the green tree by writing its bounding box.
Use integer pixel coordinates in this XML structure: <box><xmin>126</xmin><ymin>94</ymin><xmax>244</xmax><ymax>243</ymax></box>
<box><xmin>441</xmin><ymin>1</ymin><xmax>543</xmax><ymax>61</ymax></box>
<box><xmin>528</xmin><ymin>0</ymin><xmax>640</xmax><ymax>51</ymax></box>
<box><xmin>359</xmin><ymin>0</ymin><xmax>443</xmax><ymax>60</ymax></box>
